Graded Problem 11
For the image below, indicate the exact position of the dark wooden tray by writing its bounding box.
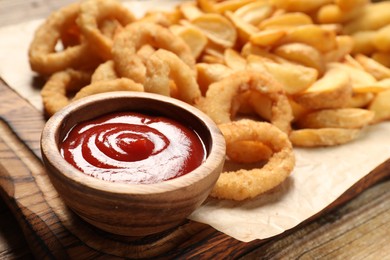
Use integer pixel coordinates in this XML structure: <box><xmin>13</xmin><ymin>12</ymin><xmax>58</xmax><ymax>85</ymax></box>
<box><xmin>1</xmin><ymin>79</ymin><xmax>390</xmax><ymax>259</ymax></box>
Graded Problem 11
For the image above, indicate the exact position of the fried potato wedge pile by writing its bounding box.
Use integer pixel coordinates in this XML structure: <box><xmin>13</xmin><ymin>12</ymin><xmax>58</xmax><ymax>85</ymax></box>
<box><xmin>29</xmin><ymin>0</ymin><xmax>390</xmax><ymax>201</ymax></box>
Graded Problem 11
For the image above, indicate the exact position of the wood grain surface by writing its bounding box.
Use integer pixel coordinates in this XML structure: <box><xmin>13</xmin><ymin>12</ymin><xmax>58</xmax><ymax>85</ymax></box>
<box><xmin>1</xmin><ymin>0</ymin><xmax>390</xmax><ymax>259</ymax></box>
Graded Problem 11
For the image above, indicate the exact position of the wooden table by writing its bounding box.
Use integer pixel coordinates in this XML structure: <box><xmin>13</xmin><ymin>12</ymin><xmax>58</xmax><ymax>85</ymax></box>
<box><xmin>1</xmin><ymin>0</ymin><xmax>390</xmax><ymax>259</ymax></box>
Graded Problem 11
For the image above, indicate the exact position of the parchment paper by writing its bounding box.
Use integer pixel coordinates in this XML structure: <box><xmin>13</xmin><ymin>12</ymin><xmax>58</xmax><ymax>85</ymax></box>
<box><xmin>1</xmin><ymin>0</ymin><xmax>390</xmax><ymax>243</ymax></box>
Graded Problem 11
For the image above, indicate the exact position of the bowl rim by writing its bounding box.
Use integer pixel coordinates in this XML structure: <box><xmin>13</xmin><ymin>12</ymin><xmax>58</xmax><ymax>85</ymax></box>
<box><xmin>41</xmin><ymin>91</ymin><xmax>226</xmax><ymax>195</ymax></box>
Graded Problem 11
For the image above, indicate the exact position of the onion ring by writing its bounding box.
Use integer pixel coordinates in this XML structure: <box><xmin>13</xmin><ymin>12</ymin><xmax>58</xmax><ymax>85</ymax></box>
<box><xmin>91</xmin><ymin>60</ymin><xmax>118</xmax><ymax>83</ymax></box>
<box><xmin>41</xmin><ymin>69</ymin><xmax>91</xmax><ymax>116</ymax></box>
<box><xmin>28</xmin><ymin>3</ymin><xmax>100</xmax><ymax>75</ymax></box>
<box><xmin>210</xmin><ymin>119</ymin><xmax>295</xmax><ymax>201</ymax></box>
<box><xmin>136</xmin><ymin>44</ymin><xmax>156</xmax><ymax>61</ymax></box>
<box><xmin>112</xmin><ymin>22</ymin><xmax>195</xmax><ymax>84</ymax></box>
<box><xmin>143</xmin><ymin>52</ymin><xmax>171</xmax><ymax>97</ymax></box>
<box><xmin>198</xmin><ymin>71</ymin><xmax>293</xmax><ymax>133</ymax></box>
<box><xmin>289</xmin><ymin>128</ymin><xmax>362</xmax><ymax>147</ymax></box>
<box><xmin>77</xmin><ymin>0</ymin><xmax>136</xmax><ymax>60</ymax></box>
<box><xmin>145</xmin><ymin>49</ymin><xmax>201</xmax><ymax>104</ymax></box>
<box><xmin>73</xmin><ymin>78</ymin><xmax>144</xmax><ymax>101</ymax></box>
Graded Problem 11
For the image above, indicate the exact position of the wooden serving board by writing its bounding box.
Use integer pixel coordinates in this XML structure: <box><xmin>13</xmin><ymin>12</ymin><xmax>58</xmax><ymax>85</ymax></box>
<box><xmin>1</xmin><ymin>78</ymin><xmax>390</xmax><ymax>259</ymax></box>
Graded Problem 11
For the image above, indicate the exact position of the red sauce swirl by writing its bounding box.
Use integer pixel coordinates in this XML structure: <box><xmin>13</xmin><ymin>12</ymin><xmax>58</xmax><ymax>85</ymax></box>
<box><xmin>60</xmin><ymin>112</ymin><xmax>206</xmax><ymax>184</ymax></box>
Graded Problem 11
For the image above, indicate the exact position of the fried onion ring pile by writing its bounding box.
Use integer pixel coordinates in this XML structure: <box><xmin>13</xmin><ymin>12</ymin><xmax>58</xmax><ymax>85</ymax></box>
<box><xmin>111</xmin><ymin>22</ymin><xmax>200</xmax><ymax>102</ymax></box>
<box><xmin>31</xmin><ymin>0</ymin><xmax>201</xmax><ymax>116</ymax></box>
<box><xmin>112</xmin><ymin>22</ymin><xmax>196</xmax><ymax>81</ymax></box>
<box><xmin>30</xmin><ymin>0</ymin><xmax>390</xmax><ymax>200</ymax></box>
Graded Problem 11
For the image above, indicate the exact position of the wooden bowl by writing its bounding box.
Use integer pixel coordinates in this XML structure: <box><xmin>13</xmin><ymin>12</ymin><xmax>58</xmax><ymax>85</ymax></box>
<box><xmin>40</xmin><ymin>92</ymin><xmax>225</xmax><ymax>236</ymax></box>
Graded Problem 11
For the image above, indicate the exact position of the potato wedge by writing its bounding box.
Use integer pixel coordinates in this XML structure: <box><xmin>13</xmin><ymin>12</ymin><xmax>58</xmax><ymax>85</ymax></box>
<box><xmin>355</xmin><ymin>54</ymin><xmax>390</xmax><ymax>80</ymax></box>
<box><xmin>295</xmin><ymin>108</ymin><xmax>374</xmax><ymax>129</ymax></box>
<box><xmin>373</xmin><ymin>24</ymin><xmax>390</xmax><ymax>52</ymax></box>
<box><xmin>335</xmin><ymin>0</ymin><xmax>369</xmax><ymax>12</ymax></box>
<box><xmin>324</xmin><ymin>35</ymin><xmax>354</xmax><ymax>62</ymax></box>
<box><xmin>244</xmin><ymin>55</ymin><xmax>270</xmax><ymax>75</ymax></box>
<box><xmin>274</xmin><ymin>42</ymin><xmax>325</xmax><ymax>74</ymax></box>
<box><xmin>224</xmin><ymin>48</ymin><xmax>247</xmax><ymax>71</ymax></box>
<box><xmin>316</xmin><ymin>4</ymin><xmax>343</xmax><ymax>24</ymax></box>
<box><xmin>196</xmin><ymin>63</ymin><xmax>234</xmax><ymax>94</ymax></box>
<box><xmin>376</xmin><ymin>78</ymin><xmax>390</xmax><ymax>89</ymax></box>
<box><xmin>316</xmin><ymin>3</ymin><xmax>363</xmax><ymax>24</ymax></box>
<box><xmin>351</xmin><ymin>30</ymin><xmax>377</xmax><ymax>55</ymax></box>
<box><xmin>289</xmin><ymin>98</ymin><xmax>310</xmax><ymax>122</ymax></box>
<box><xmin>346</xmin><ymin>92</ymin><xmax>374</xmax><ymax>108</ymax></box>
<box><xmin>282</xmin><ymin>24</ymin><xmax>337</xmax><ymax>52</ymax></box>
<box><xmin>327</xmin><ymin>62</ymin><xmax>378</xmax><ymax>93</ymax></box>
<box><xmin>258</xmin><ymin>12</ymin><xmax>313</xmax><ymax>29</ymax></box>
<box><xmin>371</xmin><ymin>52</ymin><xmax>390</xmax><ymax>68</ymax></box>
<box><xmin>248</xmin><ymin>90</ymin><xmax>272</xmax><ymax>121</ymax></box>
<box><xmin>368</xmin><ymin>89</ymin><xmax>390</xmax><ymax>123</ymax></box>
<box><xmin>261</xmin><ymin>61</ymin><xmax>318</xmax><ymax>95</ymax></box>
<box><xmin>270</xmin><ymin>0</ymin><xmax>333</xmax><ymax>13</ymax></box>
<box><xmin>199</xmin><ymin>54</ymin><xmax>225</xmax><ymax>64</ymax></box>
<box><xmin>250</xmin><ymin>28</ymin><xmax>286</xmax><ymax>47</ymax></box>
<box><xmin>213</xmin><ymin>0</ymin><xmax>257</xmax><ymax>13</ymax></box>
<box><xmin>190</xmin><ymin>13</ymin><xmax>237</xmax><ymax>48</ymax></box>
<box><xmin>293</xmin><ymin>68</ymin><xmax>352</xmax><ymax>109</ymax></box>
<box><xmin>343</xmin><ymin>1</ymin><xmax>390</xmax><ymax>34</ymax></box>
<box><xmin>225</xmin><ymin>11</ymin><xmax>259</xmax><ymax>43</ymax></box>
<box><xmin>197</xmin><ymin>0</ymin><xmax>216</xmax><ymax>12</ymax></box>
<box><xmin>241</xmin><ymin>42</ymin><xmax>281</xmax><ymax>60</ymax></box>
<box><xmin>179</xmin><ymin>2</ymin><xmax>203</xmax><ymax>21</ymax></box>
<box><xmin>247</xmin><ymin>55</ymin><xmax>318</xmax><ymax>95</ymax></box>
<box><xmin>203</xmin><ymin>40</ymin><xmax>226</xmax><ymax>60</ymax></box>
<box><xmin>197</xmin><ymin>0</ymin><xmax>256</xmax><ymax>13</ymax></box>
<box><xmin>289</xmin><ymin>128</ymin><xmax>361</xmax><ymax>147</ymax></box>
<box><xmin>348</xmin><ymin>78</ymin><xmax>390</xmax><ymax>93</ymax></box>
<box><xmin>234</xmin><ymin>89</ymin><xmax>255</xmax><ymax>115</ymax></box>
<box><xmin>234</xmin><ymin>1</ymin><xmax>275</xmax><ymax>25</ymax></box>
<box><xmin>170</xmin><ymin>25</ymin><xmax>208</xmax><ymax>59</ymax></box>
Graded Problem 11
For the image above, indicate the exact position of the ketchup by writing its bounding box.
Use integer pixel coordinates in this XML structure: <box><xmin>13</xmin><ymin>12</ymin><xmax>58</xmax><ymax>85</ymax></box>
<box><xmin>60</xmin><ymin>112</ymin><xmax>206</xmax><ymax>184</ymax></box>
